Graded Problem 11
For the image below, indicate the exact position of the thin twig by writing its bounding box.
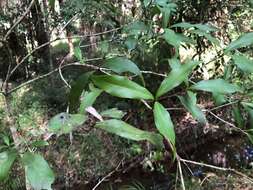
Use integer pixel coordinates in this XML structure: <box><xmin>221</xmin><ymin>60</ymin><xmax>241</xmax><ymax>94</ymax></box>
<box><xmin>92</xmin><ymin>159</ymin><xmax>123</xmax><ymax>190</ymax></box>
<box><xmin>178</xmin><ymin>159</ymin><xmax>186</xmax><ymax>190</ymax></box>
<box><xmin>58</xmin><ymin>56</ymin><xmax>71</xmax><ymax>88</ymax></box>
<box><xmin>4</xmin><ymin>0</ymin><xmax>36</xmax><ymax>41</ymax></box>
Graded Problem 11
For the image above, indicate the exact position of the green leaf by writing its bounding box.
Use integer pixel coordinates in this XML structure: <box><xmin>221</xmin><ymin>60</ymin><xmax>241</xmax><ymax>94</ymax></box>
<box><xmin>95</xmin><ymin>119</ymin><xmax>164</xmax><ymax>149</ymax></box>
<box><xmin>178</xmin><ymin>91</ymin><xmax>206</xmax><ymax>124</ymax></box>
<box><xmin>190</xmin><ymin>29</ymin><xmax>220</xmax><ymax>45</ymax></box>
<box><xmin>91</xmin><ymin>75</ymin><xmax>154</xmax><ymax>100</ymax></box>
<box><xmin>232</xmin><ymin>54</ymin><xmax>253</xmax><ymax>73</ymax></box>
<box><xmin>48</xmin><ymin>113</ymin><xmax>87</xmax><ymax>135</ymax></box>
<box><xmin>156</xmin><ymin>60</ymin><xmax>199</xmax><ymax>98</ymax></box>
<box><xmin>225</xmin><ymin>32</ymin><xmax>253</xmax><ymax>52</ymax></box>
<box><xmin>0</xmin><ymin>150</ymin><xmax>17</xmax><ymax>181</ymax></box>
<box><xmin>103</xmin><ymin>57</ymin><xmax>141</xmax><ymax>75</ymax></box>
<box><xmin>171</xmin><ymin>22</ymin><xmax>218</xmax><ymax>32</ymax></box>
<box><xmin>212</xmin><ymin>93</ymin><xmax>227</xmax><ymax>106</ymax></box>
<box><xmin>191</xmin><ymin>79</ymin><xmax>241</xmax><ymax>94</ymax></box>
<box><xmin>0</xmin><ymin>134</ymin><xmax>10</xmax><ymax>146</ymax></box>
<box><xmin>30</xmin><ymin>140</ymin><xmax>49</xmax><ymax>148</ymax></box>
<box><xmin>74</xmin><ymin>47</ymin><xmax>83</xmax><ymax>63</ymax></box>
<box><xmin>22</xmin><ymin>153</ymin><xmax>55</xmax><ymax>190</ymax></box>
<box><xmin>48</xmin><ymin>0</ymin><xmax>55</xmax><ymax>10</ymax></box>
<box><xmin>79</xmin><ymin>85</ymin><xmax>102</xmax><ymax>114</ymax></box>
<box><xmin>124</xmin><ymin>36</ymin><xmax>137</xmax><ymax>51</ymax></box>
<box><xmin>98</xmin><ymin>41</ymin><xmax>109</xmax><ymax>54</ymax></box>
<box><xmin>153</xmin><ymin>102</ymin><xmax>176</xmax><ymax>146</ymax></box>
<box><xmin>163</xmin><ymin>29</ymin><xmax>192</xmax><ymax>48</ymax></box>
<box><xmin>155</xmin><ymin>1</ymin><xmax>177</xmax><ymax>27</ymax></box>
<box><xmin>100</xmin><ymin>108</ymin><xmax>125</xmax><ymax>119</ymax></box>
<box><xmin>124</xmin><ymin>21</ymin><xmax>148</xmax><ymax>36</ymax></box>
<box><xmin>241</xmin><ymin>102</ymin><xmax>253</xmax><ymax>127</ymax></box>
<box><xmin>232</xmin><ymin>105</ymin><xmax>244</xmax><ymax>128</ymax></box>
<box><xmin>143</xmin><ymin>0</ymin><xmax>151</xmax><ymax>7</ymax></box>
<box><xmin>69</xmin><ymin>72</ymin><xmax>93</xmax><ymax>112</ymax></box>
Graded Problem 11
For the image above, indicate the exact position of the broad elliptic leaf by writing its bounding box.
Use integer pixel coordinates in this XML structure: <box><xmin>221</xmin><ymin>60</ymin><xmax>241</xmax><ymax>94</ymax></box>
<box><xmin>22</xmin><ymin>153</ymin><xmax>55</xmax><ymax>190</ymax></box>
<box><xmin>153</xmin><ymin>102</ymin><xmax>175</xmax><ymax>146</ymax></box>
<box><xmin>191</xmin><ymin>79</ymin><xmax>241</xmax><ymax>94</ymax></box>
<box><xmin>0</xmin><ymin>150</ymin><xmax>17</xmax><ymax>181</ymax></box>
<box><xmin>178</xmin><ymin>91</ymin><xmax>207</xmax><ymax>124</ymax></box>
<box><xmin>232</xmin><ymin>54</ymin><xmax>253</xmax><ymax>73</ymax></box>
<box><xmin>212</xmin><ymin>92</ymin><xmax>227</xmax><ymax>106</ymax></box>
<box><xmin>100</xmin><ymin>108</ymin><xmax>125</xmax><ymax>119</ymax></box>
<box><xmin>69</xmin><ymin>72</ymin><xmax>93</xmax><ymax>112</ymax></box>
<box><xmin>163</xmin><ymin>29</ymin><xmax>191</xmax><ymax>48</ymax></box>
<box><xmin>79</xmin><ymin>85</ymin><xmax>102</xmax><ymax>114</ymax></box>
<box><xmin>225</xmin><ymin>32</ymin><xmax>253</xmax><ymax>52</ymax></box>
<box><xmin>91</xmin><ymin>75</ymin><xmax>154</xmax><ymax>100</ymax></box>
<box><xmin>48</xmin><ymin>113</ymin><xmax>87</xmax><ymax>135</ymax></box>
<box><xmin>156</xmin><ymin>60</ymin><xmax>199</xmax><ymax>98</ymax></box>
<box><xmin>103</xmin><ymin>57</ymin><xmax>141</xmax><ymax>75</ymax></box>
<box><xmin>171</xmin><ymin>22</ymin><xmax>218</xmax><ymax>32</ymax></box>
<box><xmin>95</xmin><ymin>119</ymin><xmax>164</xmax><ymax>149</ymax></box>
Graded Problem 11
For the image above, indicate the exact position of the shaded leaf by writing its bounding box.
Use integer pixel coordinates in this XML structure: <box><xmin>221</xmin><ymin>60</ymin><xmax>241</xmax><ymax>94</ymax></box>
<box><xmin>153</xmin><ymin>102</ymin><xmax>175</xmax><ymax>146</ymax></box>
<box><xmin>178</xmin><ymin>91</ymin><xmax>206</xmax><ymax>124</ymax></box>
<box><xmin>22</xmin><ymin>153</ymin><xmax>55</xmax><ymax>190</ymax></box>
<box><xmin>0</xmin><ymin>150</ymin><xmax>17</xmax><ymax>181</ymax></box>
<box><xmin>30</xmin><ymin>140</ymin><xmax>49</xmax><ymax>148</ymax></box>
<box><xmin>171</xmin><ymin>22</ymin><xmax>218</xmax><ymax>32</ymax></box>
<box><xmin>74</xmin><ymin>47</ymin><xmax>83</xmax><ymax>63</ymax></box>
<box><xmin>212</xmin><ymin>93</ymin><xmax>227</xmax><ymax>106</ymax></box>
<box><xmin>91</xmin><ymin>75</ymin><xmax>154</xmax><ymax>100</ymax></box>
<box><xmin>124</xmin><ymin>21</ymin><xmax>148</xmax><ymax>35</ymax></box>
<box><xmin>48</xmin><ymin>113</ymin><xmax>87</xmax><ymax>135</ymax></box>
<box><xmin>191</xmin><ymin>79</ymin><xmax>241</xmax><ymax>94</ymax></box>
<box><xmin>95</xmin><ymin>119</ymin><xmax>164</xmax><ymax>149</ymax></box>
<box><xmin>163</xmin><ymin>29</ymin><xmax>192</xmax><ymax>48</ymax></box>
<box><xmin>232</xmin><ymin>105</ymin><xmax>244</xmax><ymax>128</ymax></box>
<box><xmin>225</xmin><ymin>32</ymin><xmax>253</xmax><ymax>52</ymax></box>
<box><xmin>156</xmin><ymin>60</ymin><xmax>199</xmax><ymax>98</ymax></box>
<box><xmin>124</xmin><ymin>36</ymin><xmax>137</xmax><ymax>51</ymax></box>
<box><xmin>100</xmin><ymin>108</ymin><xmax>125</xmax><ymax>119</ymax></box>
<box><xmin>69</xmin><ymin>72</ymin><xmax>93</xmax><ymax>112</ymax></box>
<box><xmin>103</xmin><ymin>57</ymin><xmax>141</xmax><ymax>75</ymax></box>
<box><xmin>232</xmin><ymin>54</ymin><xmax>253</xmax><ymax>73</ymax></box>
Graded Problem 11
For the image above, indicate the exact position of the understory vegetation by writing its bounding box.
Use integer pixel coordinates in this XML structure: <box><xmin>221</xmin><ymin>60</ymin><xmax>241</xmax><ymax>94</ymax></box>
<box><xmin>1</xmin><ymin>0</ymin><xmax>253</xmax><ymax>189</ymax></box>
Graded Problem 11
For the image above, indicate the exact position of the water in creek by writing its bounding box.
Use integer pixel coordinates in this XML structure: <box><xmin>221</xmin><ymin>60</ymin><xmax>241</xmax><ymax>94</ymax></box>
<box><xmin>74</xmin><ymin>134</ymin><xmax>253</xmax><ymax>190</ymax></box>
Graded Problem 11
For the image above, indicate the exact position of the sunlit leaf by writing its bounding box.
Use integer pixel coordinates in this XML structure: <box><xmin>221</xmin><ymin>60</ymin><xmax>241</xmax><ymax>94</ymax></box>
<box><xmin>91</xmin><ymin>75</ymin><xmax>154</xmax><ymax>100</ymax></box>
<box><xmin>225</xmin><ymin>32</ymin><xmax>253</xmax><ymax>52</ymax></box>
<box><xmin>0</xmin><ymin>150</ymin><xmax>17</xmax><ymax>181</ymax></box>
<box><xmin>232</xmin><ymin>54</ymin><xmax>253</xmax><ymax>73</ymax></box>
<box><xmin>95</xmin><ymin>119</ymin><xmax>164</xmax><ymax>149</ymax></box>
<box><xmin>48</xmin><ymin>113</ymin><xmax>87</xmax><ymax>135</ymax></box>
<box><xmin>30</xmin><ymin>140</ymin><xmax>49</xmax><ymax>148</ymax></box>
<box><xmin>191</xmin><ymin>79</ymin><xmax>241</xmax><ymax>94</ymax></box>
<box><xmin>156</xmin><ymin>60</ymin><xmax>199</xmax><ymax>98</ymax></box>
<box><xmin>22</xmin><ymin>153</ymin><xmax>55</xmax><ymax>190</ymax></box>
<box><xmin>171</xmin><ymin>22</ymin><xmax>218</xmax><ymax>32</ymax></box>
<box><xmin>79</xmin><ymin>85</ymin><xmax>102</xmax><ymax>114</ymax></box>
<box><xmin>100</xmin><ymin>108</ymin><xmax>125</xmax><ymax>119</ymax></box>
<box><xmin>74</xmin><ymin>47</ymin><xmax>83</xmax><ymax>63</ymax></box>
<box><xmin>103</xmin><ymin>57</ymin><xmax>141</xmax><ymax>75</ymax></box>
<box><xmin>178</xmin><ymin>91</ymin><xmax>206</xmax><ymax>124</ymax></box>
<box><xmin>153</xmin><ymin>102</ymin><xmax>175</xmax><ymax>146</ymax></box>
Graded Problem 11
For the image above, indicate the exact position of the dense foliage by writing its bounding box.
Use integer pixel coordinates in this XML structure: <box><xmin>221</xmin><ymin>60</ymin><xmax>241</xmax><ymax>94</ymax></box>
<box><xmin>1</xmin><ymin>0</ymin><xmax>253</xmax><ymax>189</ymax></box>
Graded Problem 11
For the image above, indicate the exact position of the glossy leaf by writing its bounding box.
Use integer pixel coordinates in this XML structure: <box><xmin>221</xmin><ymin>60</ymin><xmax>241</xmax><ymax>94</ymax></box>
<box><xmin>100</xmin><ymin>108</ymin><xmax>125</xmax><ymax>119</ymax></box>
<box><xmin>22</xmin><ymin>153</ymin><xmax>55</xmax><ymax>190</ymax></box>
<box><xmin>103</xmin><ymin>57</ymin><xmax>141</xmax><ymax>75</ymax></box>
<box><xmin>69</xmin><ymin>72</ymin><xmax>93</xmax><ymax>112</ymax></box>
<box><xmin>153</xmin><ymin>102</ymin><xmax>175</xmax><ymax>146</ymax></box>
<box><xmin>178</xmin><ymin>91</ymin><xmax>206</xmax><ymax>124</ymax></box>
<box><xmin>95</xmin><ymin>119</ymin><xmax>164</xmax><ymax>149</ymax></box>
<box><xmin>79</xmin><ymin>85</ymin><xmax>102</xmax><ymax>114</ymax></box>
<box><xmin>232</xmin><ymin>54</ymin><xmax>253</xmax><ymax>73</ymax></box>
<box><xmin>0</xmin><ymin>150</ymin><xmax>17</xmax><ymax>181</ymax></box>
<box><xmin>191</xmin><ymin>79</ymin><xmax>241</xmax><ymax>94</ymax></box>
<box><xmin>48</xmin><ymin>113</ymin><xmax>87</xmax><ymax>135</ymax></box>
<box><xmin>91</xmin><ymin>75</ymin><xmax>154</xmax><ymax>100</ymax></box>
<box><xmin>156</xmin><ymin>60</ymin><xmax>199</xmax><ymax>98</ymax></box>
<box><xmin>225</xmin><ymin>32</ymin><xmax>253</xmax><ymax>52</ymax></box>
